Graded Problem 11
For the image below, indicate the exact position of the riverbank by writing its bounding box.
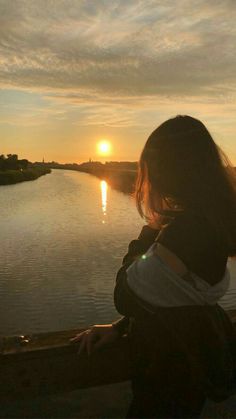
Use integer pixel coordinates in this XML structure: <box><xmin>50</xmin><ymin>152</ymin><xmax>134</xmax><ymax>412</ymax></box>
<box><xmin>81</xmin><ymin>166</ymin><xmax>137</xmax><ymax>194</ymax></box>
<box><xmin>0</xmin><ymin>167</ymin><xmax>51</xmax><ymax>186</ymax></box>
<box><xmin>39</xmin><ymin>161</ymin><xmax>138</xmax><ymax>194</ymax></box>
<box><xmin>96</xmin><ymin>169</ymin><xmax>136</xmax><ymax>194</ymax></box>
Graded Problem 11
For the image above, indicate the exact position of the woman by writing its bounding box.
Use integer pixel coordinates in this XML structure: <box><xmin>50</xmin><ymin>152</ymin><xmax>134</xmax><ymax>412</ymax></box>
<box><xmin>71</xmin><ymin>115</ymin><xmax>236</xmax><ymax>418</ymax></box>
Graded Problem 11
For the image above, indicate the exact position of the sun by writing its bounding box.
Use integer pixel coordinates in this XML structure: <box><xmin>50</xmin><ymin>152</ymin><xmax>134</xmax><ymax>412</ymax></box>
<box><xmin>97</xmin><ymin>140</ymin><xmax>111</xmax><ymax>156</ymax></box>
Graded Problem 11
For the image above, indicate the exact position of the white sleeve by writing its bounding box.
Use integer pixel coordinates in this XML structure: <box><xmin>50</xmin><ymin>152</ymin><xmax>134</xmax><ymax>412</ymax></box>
<box><xmin>126</xmin><ymin>244</ymin><xmax>230</xmax><ymax>308</ymax></box>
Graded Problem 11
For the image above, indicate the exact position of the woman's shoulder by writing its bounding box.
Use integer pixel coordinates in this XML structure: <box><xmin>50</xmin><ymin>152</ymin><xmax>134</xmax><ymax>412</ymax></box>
<box><xmin>157</xmin><ymin>210</ymin><xmax>214</xmax><ymax>245</ymax></box>
<box><xmin>156</xmin><ymin>210</ymin><xmax>228</xmax><ymax>284</ymax></box>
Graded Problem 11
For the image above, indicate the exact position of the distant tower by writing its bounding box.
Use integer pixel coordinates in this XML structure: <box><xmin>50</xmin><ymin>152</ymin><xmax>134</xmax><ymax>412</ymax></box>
<box><xmin>42</xmin><ymin>157</ymin><xmax>45</xmax><ymax>164</ymax></box>
<box><xmin>89</xmin><ymin>157</ymin><xmax>92</xmax><ymax>163</ymax></box>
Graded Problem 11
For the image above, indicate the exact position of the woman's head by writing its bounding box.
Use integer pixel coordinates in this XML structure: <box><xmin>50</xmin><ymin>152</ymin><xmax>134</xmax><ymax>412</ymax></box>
<box><xmin>136</xmin><ymin>115</ymin><xmax>236</xmax><ymax>255</ymax></box>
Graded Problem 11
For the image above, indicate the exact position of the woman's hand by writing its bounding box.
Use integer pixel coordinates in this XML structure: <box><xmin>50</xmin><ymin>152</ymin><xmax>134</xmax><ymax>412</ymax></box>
<box><xmin>70</xmin><ymin>324</ymin><xmax>120</xmax><ymax>356</ymax></box>
<box><xmin>148</xmin><ymin>213</ymin><xmax>166</xmax><ymax>230</ymax></box>
<box><xmin>148</xmin><ymin>213</ymin><xmax>172</xmax><ymax>230</ymax></box>
<box><xmin>148</xmin><ymin>216</ymin><xmax>161</xmax><ymax>230</ymax></box>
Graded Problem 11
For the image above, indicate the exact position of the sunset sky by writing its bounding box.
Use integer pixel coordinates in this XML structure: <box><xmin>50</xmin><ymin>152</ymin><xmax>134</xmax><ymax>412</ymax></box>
<box><xmin>0</xmin><ymin>0</ymin><xmax>236</xmax><ymax>163</ymax></box>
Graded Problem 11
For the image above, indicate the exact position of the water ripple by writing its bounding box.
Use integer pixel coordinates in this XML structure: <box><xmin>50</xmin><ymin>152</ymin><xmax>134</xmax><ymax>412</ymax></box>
<box><xmin>0</xmin><ymin>170</ymin><xmax>235</xmax><ymax>335</ymax></box>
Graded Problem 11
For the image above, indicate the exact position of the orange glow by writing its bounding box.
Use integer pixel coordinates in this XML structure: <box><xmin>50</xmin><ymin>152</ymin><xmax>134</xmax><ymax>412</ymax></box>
<box><xmin>97</xmin><ymin>140</ymin><xmax>111</xmax><ymax>156</ymax></box>
<box><xmin>100</xmin><ymin>180</ymin><xmax>107</xmax><ymax>216</ymax></box>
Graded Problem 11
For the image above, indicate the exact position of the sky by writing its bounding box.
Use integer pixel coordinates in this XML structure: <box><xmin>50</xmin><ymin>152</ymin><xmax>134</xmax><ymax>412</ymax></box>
<box><xmin>0</xmin><ymin>0</ymin><xmax>236</xmax><ymax>163</ymax></box>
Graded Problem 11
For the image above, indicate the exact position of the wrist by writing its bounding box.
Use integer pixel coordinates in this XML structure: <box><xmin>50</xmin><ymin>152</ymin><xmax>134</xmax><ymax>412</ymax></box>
<box><xmin>111</xmin><ymin>323</ymin><xmax>123</xmax><ymax>336</ymax></box>
<box><xmin>112</xmin><ymin>317</ymin><xmax>129</xmax><ymax>337</ymax></box>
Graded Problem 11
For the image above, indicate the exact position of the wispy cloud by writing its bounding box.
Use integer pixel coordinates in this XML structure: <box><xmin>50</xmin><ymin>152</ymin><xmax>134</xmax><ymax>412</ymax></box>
<box><xmin>1</xmin><ymin>0</ymin><xmax>236</xmax><ymax>99</ymax></box>
<box><xmin>0</xmin><ymin>0</ymin><xmax>235</xmax><ymax>162</ymax></box>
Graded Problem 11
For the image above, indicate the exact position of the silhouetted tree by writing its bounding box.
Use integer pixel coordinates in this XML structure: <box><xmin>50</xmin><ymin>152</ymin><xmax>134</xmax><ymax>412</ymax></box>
<box><xmin>19</xmin><ymin>159</ymin><xmax>29</xmax><ymax>170</ymax></box>
<box><xmin>0</xmin><ymin>154</ymin><xmax>6</xmax><ymax>170</ymax></box>
<box><xmin>6</xmin><ymin>154</ymin><xmax>19</xmax><ymax>170</ymax></box>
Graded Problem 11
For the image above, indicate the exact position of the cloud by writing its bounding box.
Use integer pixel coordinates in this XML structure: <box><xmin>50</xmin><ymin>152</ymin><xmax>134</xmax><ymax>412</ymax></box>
<box><xmin>0</xmin><ymin>0</ymin><xmax>236</xmax><ymax>162</ymax></box>
<box><xmin>0</xmin><ymin>0</ymin><xmax>236</xmax><ymax>101</ymax></box>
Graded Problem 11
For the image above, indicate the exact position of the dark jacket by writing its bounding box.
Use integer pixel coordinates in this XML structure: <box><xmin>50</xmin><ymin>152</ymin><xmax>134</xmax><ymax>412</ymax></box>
<box><xmin>113</xmin><ymin>224</ymin><xmax>236</xmax><ymax>404</ymax></box>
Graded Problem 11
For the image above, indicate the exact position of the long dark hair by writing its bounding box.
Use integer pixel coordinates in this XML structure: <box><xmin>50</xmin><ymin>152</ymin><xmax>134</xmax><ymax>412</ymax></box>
<box><xmin>135</xmin><ymin>115</ymin><xmax>236</xmax><ymax>256</ymax></box>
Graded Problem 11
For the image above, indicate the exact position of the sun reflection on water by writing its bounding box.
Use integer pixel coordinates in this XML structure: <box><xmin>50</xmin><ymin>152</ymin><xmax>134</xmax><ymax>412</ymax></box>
<box><xmin>100</xmin><ymin>180</ymin><xmax>107</xmax><ymax>221</ymax></box>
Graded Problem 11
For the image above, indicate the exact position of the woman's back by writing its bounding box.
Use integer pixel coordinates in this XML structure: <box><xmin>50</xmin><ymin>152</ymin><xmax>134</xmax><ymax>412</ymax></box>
<box><xmin>114</xmin><ymin>212</ymin><xmax>235</xmax><ymax>418</ymax></box>
<box><xmin>156</xmin><ymin>210</ymin><xmax>228</xmax><ymax>285</ymax></box>
<box><xmin>72</xmin><ymin>115</ymin><xmax>236</xmax><ymax>418</ymax></box>
<box><xmin>114</xmin><ymin>114</ymin><xmax>236</xmax><ymax>417</ymax></box>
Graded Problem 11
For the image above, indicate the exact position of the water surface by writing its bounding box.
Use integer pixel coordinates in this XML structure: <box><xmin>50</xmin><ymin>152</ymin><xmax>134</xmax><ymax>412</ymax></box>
<box><xmin>0</xmin><ymin>170</ymin><xmax>143</xmax><ymax>335</ymax></box>
<box><xmin>0</xmin><ymin>169</ymin><xmax>235</xmax><ymax>336</ymax></box>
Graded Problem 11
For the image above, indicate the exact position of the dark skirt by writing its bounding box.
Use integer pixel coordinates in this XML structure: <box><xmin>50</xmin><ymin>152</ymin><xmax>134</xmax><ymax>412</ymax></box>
<box><xmin>126</xmin><ymin>377</ymin><xmax>206</xmax><ymax>419</ymax></box>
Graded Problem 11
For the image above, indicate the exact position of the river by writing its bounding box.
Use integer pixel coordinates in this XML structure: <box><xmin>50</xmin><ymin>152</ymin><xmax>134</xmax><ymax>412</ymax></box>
<box><xmin>0</xmin><ymin>169</ymin><xmax>235</xmax><ymax>336</ymax></box>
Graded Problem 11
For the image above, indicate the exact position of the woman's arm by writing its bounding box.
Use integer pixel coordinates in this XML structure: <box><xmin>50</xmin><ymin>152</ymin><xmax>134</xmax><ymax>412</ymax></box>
<box><xmin>70</xmin><ymin>226</ymin><xmax>160</xmax><ymax>352</ymax></box>
<box><xmin>122</xmin><ymin>225</ymin><xmax>160</xmax><ymax>265</ymax></box>
<box><xmin>112</xmin><ymin>225</ymin><xmax>160</xmax><ymax>333</ymax></box>
<box><xmin>114</xmin><ymin>238</ymin><xmax>189</xmax><ymax>319</ymax></box>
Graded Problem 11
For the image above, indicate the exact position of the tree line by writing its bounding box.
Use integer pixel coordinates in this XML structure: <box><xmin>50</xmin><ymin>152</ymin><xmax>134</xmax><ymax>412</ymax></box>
<box><xmin>0</xmin><ymin>154</ymin><xmax>29</xmax><ymax>171</ymax></box>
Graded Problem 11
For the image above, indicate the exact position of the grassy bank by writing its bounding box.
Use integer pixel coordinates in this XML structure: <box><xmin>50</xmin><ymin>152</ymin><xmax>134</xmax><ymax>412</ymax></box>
<box><xmin>0</xmin><ymin>167</ymin><xmax>51</xmax><ymax>186</ymax></box>
<box><xmin>75</xmin><ymin>162</ymin><xmax>138</xmax><ymax>194</ymax></box>
<box><xmin>89</xmin><ymin>168</ymin><xmax>137</xmax><ymax>194</ymax></box>
<box><xmin>40</xmin><ymin>161</ymin><xmax>138</xmax><ymax>194</ymax></box>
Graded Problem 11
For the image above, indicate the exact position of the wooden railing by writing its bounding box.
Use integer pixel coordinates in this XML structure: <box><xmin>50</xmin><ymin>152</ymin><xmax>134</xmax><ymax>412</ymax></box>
<box><xmin>0</xmin><ymin>328</ymin><xmax>131</xmax><ymax>401</ymax></box>
<box><xmin>1</xmin><ymin>309</ymin><xmax>236</xmax><ymax>402</ymax></box>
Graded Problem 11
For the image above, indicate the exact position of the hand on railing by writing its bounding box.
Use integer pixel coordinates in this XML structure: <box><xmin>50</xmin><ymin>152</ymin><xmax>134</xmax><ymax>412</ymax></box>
<box><xmin>70</xmin><ymin>324</ymin><xmax>120</xmax><ymax>356</ymax></box>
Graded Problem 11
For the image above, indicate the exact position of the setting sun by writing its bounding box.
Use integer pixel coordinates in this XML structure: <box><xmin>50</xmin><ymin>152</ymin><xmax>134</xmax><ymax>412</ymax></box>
<box><xmin>97</xmin><ymin>140</ymin><xmax>111</xmax><ymax>156</ymax></box>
